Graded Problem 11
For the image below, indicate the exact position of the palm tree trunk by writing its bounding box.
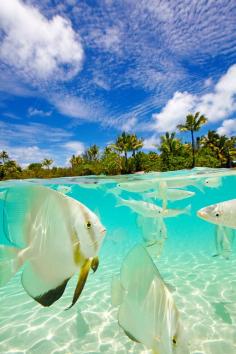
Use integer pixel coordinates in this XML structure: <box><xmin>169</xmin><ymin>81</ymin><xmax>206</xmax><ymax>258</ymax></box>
<box><xmin>191</xmin><ymin>130</ymin><xmax>195</xmax><ymax>168</ymax></box>
<box><xmin>124</xmin><ymin>151</ymin><xmax>128</xmax><ymax>172</ymax></box>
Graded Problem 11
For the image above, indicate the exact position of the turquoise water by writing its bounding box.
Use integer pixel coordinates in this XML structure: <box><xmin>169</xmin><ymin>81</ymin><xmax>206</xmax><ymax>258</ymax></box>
<box><xmin>0</xmin><ymin>168</ymin><xmax>236</xmax><ymax>354</ymax></box>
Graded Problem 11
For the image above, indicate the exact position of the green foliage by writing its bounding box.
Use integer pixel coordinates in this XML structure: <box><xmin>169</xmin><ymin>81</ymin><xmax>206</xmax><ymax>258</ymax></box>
<box><xmin>0</xmin><ymin>111</ymin><xmax>235</xmax><ymax>180</ymax></box>
<box><xmin>177</xmin><ymin>112</ymin><xmax>208</xmax><ymax>167</ymax></box>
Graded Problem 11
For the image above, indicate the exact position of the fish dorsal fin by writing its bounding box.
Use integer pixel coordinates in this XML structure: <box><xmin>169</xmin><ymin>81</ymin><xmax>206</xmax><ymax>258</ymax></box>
<box><xmin>21</xmin><ymin>262</ymin><xmax>70</xmax><ymax>306</ymax></box>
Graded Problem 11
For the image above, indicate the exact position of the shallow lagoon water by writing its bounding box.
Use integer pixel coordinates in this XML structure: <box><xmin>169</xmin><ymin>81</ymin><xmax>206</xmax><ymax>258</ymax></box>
<box><xmin>0</xmin><ymin>168</ymin><xmax>236</xmax><ymax>354</ymax></box>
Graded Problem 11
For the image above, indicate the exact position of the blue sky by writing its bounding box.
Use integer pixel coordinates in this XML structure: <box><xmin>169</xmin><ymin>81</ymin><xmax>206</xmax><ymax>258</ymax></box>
<box><xmin>0</xmin><ymin>0</ymin><xmax>236</xmax><ymax>166</ymax></box>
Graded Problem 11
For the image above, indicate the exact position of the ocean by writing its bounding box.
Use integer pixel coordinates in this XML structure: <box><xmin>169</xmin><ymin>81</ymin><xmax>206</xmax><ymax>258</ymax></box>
<box><xmin>0</xmin><ymin>168</ymin><xmax>236</xmax><ymax>354</ymax></box>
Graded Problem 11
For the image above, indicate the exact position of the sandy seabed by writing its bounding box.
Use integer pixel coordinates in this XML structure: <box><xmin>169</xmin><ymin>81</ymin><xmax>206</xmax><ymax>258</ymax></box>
<box><xmin>0</xmin><ymin>247</ymin><xmax>236</xmax><ymax>354</ymax></box>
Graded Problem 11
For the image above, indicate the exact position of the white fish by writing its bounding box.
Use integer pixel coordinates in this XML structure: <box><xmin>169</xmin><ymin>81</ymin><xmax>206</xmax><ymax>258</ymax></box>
<box><xmin>105</xmin><ymin>186</ymin><xmax>122</xmax><ymax>198</ymax></box>
<box><xmin>197</xmin><ymin>199</ymin><xmax>236</xmax><ymax>229</ymax></box>
<box><xmin>78</xmin><ymin>182</ymin><xmax>100</xmax><ymax>189</ymax></box>
<box><xmin>111</xmin><ymin>245</ymin><xmax>189</xmax><ymax>354</ymax></box>
<box><xmin>166</xmin><ymin>179</ymin><xmax>204</xmax><ymax>192</ymax></box>
<box><xmin>137</xmin><ymin>215</ymin><xmax>167</xmax><ymax>257</ymax></box>
<box><xmin>56</xmin><ymin>185</ymin><xmax>72</xmax><ymax>194</ymax></box>
<box><xmin>116</xmin><ymin>198</ymin><xmax>191</xmax><ymax>218</ymax></box>
<box><xmin>204</xmin><ymin>177</ymin><xmax>222</xmax><ymax>188</ymax></box>
<box><xmin>0</xmin><ymin>184</ymin><xmax>106</xmax><ymax>308</ymax></box>
<box><xmin>214</xmin><ymin>225</ymin><xmax>235</xmax><ymax>259</ymax></box>
<box><xmin>145</xmin><ymin>189</ymin><xmax>195</xmax><ymax>201</ymax></box>
<box><xmin>117</xmin><ymin>180</ymin><xmax>156</xmax><ymax>193</ymax></box>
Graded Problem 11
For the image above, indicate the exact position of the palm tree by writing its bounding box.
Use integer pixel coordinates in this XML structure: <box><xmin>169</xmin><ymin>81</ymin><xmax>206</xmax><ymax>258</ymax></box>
<box><xmin>200</xmin><ymin>130</ymin><xmax>219</xmax><ymax>148</ymax></box>
<box><xmin>110</xmin><ymin>132</ymin><xmax>132</xmax><ymax>170</ymax></box>
<box><xmin>177</xmin><ymin>112</ymin><xmax>208</xmax><ymax>168</ymax></box>
<box><xmin>83</xmin><ymin>145</ymin><xmax>99</xmax><ymax>162</ymax></box>
<box><xmin>70</xmin><ymin>154</ymin><xmax>84</xmax><ymax>168</ymax></box>
<box><xmin>201</xmin><ymin>131</ymin><xmax>236</xmax><ymax>167</ymax></box>
<box><xmin>158</xmin><ymin>132</ymin><xmax>183</xmax><ymax>169</ymax></box>
<box><xmin>159</xmin><ymin>132</ymin><xmax>181</xmax><ymax>154</ymax></box>
<box><xmin>0</xmin><ymin>151</ymin><xmax>9</xmax><ymax>164</ymax></box>
<box><xmin>42</xmin><ymin>158</ymin><xmax>53</xmax><ymax>169</ymax></box>
<box><xmin>129</xmin><ymin>134</ymin><xmax>143</xmax><ymax>157</ymax></box>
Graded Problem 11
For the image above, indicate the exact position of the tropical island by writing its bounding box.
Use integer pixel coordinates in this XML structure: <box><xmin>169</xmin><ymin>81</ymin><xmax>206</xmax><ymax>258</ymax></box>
<box><xmin>1</xmin><ymin>112</ymin><xmax>236</xmax><ymax>180</ymax></box>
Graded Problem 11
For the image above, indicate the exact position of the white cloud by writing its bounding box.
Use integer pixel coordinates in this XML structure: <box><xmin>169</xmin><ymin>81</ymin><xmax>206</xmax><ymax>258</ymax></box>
<box><xmin>0</xmin><ymin>0</ymin><xmax>84</xmax><ymax>81</ymax></box>
<box><xmin>0</xmin><ymin>121</ymin><xmax>72</xmax><ymax>146</ymax></box>
<box><xmin>28</xmin><ymin>107</ymin><xmax>52</xmax><ymax>117</ymax></box>
<box><xmin>151</xmin><ymin>64</ymin><xmax>236</xmax><ymax>132</ymax></box>
<box><xmin>121</xmin><ymin>116</ymin><xmax>137</xmax><ymax>132</ymax></box>
<box><xmin>152</xmin><ymin>91</ymin><xmax>195</xmax><ymax>132</ymax></box>
<box><xmin>196</xmin><ymin>64</ymin><xmax>236</xmax><ymax>122</ymax></box>
<box><xmin>4</xmin><ymin>145</ymin><xmax>51</xmax><ymax>167</ymax></box>
<box><xmin>88</xmin><ymin>26</ymin><xmax>122</xmax><ymax>53</ymax></box>
<box><xmin>52</xmin><ymin>95</ymin><xmax>93</xmax><ymax>120</ymax></box>
<box><xmin>64</xmin><ymin>141</ymin><xmax>85</xmax><ymax>155</ymax></box>
<box><xmin>143</xmin><ymin>135</ymin><xmax>159</xmax><ymax>150</ymax></box>
<box><xmin>217</xmin><ymin>119</ymin><xmax>236</xmax><ymax>136</ymax></box>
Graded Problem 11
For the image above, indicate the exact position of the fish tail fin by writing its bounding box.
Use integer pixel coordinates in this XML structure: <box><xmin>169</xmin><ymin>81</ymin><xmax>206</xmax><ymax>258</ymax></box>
<box><xmin>0</xmin><ymin>245</ymin><xmax>25</xmax><ymax>287</ymax></box>
<box><xmin>195</xmin><ymin>181</ymin><xmax>205</xmax><ymax>193</ymax></box>
<box><xmin>115</xmin><ymin>197</ymin><xmax>125</xmax><ymax>208</ymax></box>
<box><xmin>184</xmin><ymin>204</ymin><xmax>192</xmax><ymax>215</ymax></box>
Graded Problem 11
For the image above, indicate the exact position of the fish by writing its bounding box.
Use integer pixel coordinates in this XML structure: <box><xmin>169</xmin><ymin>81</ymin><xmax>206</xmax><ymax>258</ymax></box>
<box><xmin>0</xmin><ymin>184</ymin><xmax>106</xmax><ymax>308</ymax></box>
<box><xmin>116</xmin><ymin>198</ymin><xmax>191</xmax><ymax>218</ymax></box>
<box><xmin>166</xmin><ymin>179</ymin><xmax>204</xmax><ymax>192</ymax></box>
<box><xmin>145</xmin><ymin>189</ymin><xmax>195</xmax><ymax>201</ymax></box>
<box><xmin>204</xmin><ymin>177</ymin><xmax>222</xmax><ymax>188</ymax></box>
<box><xmin>197</xmin><ymin>199</ymin><xmax>236</xmax><ymax>229</ymax></box>
<box><xmin>77</xmin><ymin>182</ymin><xmax>100</xmax><ymax>189</ymax></box>
<box><xmin>117</xmin><ymin>180</ymin><xmax>156</xmax><ymax>193</ymax></box>
<box><xmin>137</xmin><ymin>215</ymin><xmax>167</xmax><ymax>257</ymax></box>
<box><xmin>111</xmin><ymin>245</ymin><xmax>189</xmax><ymax>354</ymax></box>
<box><xmin>56</xmin><ymin>185</ymin><xmax>72</xmax><ymax>194</ymax></box>
<box><xmin>214</xmin><ymin>225</ymin><xmax>235</xmax><ymax>259</ymax></box>
<box><xmin>105</xmin><ymin>186</ymin><xmax>122</xmax><ymax>198</ymax></box>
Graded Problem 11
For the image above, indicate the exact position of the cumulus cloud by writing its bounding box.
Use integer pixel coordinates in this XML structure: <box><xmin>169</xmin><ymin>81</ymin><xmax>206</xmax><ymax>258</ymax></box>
<box><xmin>196</xmin><ymin>64</ymin><xmax>236</xmax><ymax>122</ymax></box>
<box><xmin>151</xmin><ymin>64</ymin><xmax>236</xmax><ymax>132</ymax></box>
<box><xmin>152</xmin><ymin>92</ymin><xmax>196</xmax><ymax>132</ymax></box>
<box><xmin>217</xmin><ymin>119</ymin><xmax>236</xmax><ymax>136</ymax></box>
<box><xmin>0</xmin><ymin>0</ymin><xmax>84</xmax><ymax>81</ymax></box>
<box><xmin>5</xmin><ymin>145</ymin><xmax>51</xmax><ymax>167</ymax></box>
<box><xmin>64</xmin><ymin>141</ymin><xmax>85</xmax><ymax>155</ymax></box>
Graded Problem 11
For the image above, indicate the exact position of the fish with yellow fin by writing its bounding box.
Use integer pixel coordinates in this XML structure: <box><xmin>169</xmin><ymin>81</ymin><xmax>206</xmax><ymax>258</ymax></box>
<box><xmin>0</xmin><ymin>184</ymin><xmax>106</xmax><ymax>308</ymax></box>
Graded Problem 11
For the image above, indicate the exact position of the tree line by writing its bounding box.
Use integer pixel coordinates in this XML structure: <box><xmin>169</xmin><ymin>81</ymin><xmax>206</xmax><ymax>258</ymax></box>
<box><xmin>0</xmin><ymin>112</ymin><xmax>235</xmax><ymax>180</ymax></box>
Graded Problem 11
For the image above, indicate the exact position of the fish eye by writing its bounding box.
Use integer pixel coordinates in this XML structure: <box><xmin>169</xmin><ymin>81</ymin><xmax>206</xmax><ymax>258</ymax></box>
<box><xmin>86</xmin><ymin>221</ymin><xmax>92</xmax><ymax>229</ymax></box>
<box><xmin>215</xmin><ymin>212</ymin><xmax>220</xmax><ymax>217</ymax></box>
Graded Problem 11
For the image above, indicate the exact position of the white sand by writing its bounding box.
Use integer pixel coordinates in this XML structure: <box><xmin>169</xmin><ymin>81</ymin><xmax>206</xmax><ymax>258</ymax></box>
<box><xmin>0</xmin><ymin>247</ymin><xmax>235</xmax><ymax>354</ymax></box>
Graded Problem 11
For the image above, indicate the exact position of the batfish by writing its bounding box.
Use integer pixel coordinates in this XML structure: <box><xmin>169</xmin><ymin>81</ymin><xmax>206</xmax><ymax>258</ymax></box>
<box><xmin>0</xmin><ymin>184</ymin><xmax>106</xmax><ymax>308</ymax></box>
<box><xmin>111</xmin><ymin>245</ymin><xmax>189</xmax><ymax>354</ymax></box>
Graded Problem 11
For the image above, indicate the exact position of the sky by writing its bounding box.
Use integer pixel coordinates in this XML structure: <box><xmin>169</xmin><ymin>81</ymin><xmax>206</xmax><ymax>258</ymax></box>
<box><xmin>0</xmin><ymin>0</ymin><xmax>236</xmax><ymax>166</ymax></box>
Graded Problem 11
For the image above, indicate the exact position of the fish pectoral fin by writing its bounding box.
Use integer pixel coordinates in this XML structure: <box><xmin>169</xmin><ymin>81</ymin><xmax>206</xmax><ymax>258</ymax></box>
<box><xmin>21</xmin><ymin>262</ymin><xmax>70</xmax><ymax>307</ymax></box>
<box><xmin>91</xmin><ymin>256</ymin><xmax>99</xmax><ymax>273</ymax></box>
<box><xmin>66</xmin><ymin>259</ymin><xmax>92</xmax><ymax>310</ymax></box>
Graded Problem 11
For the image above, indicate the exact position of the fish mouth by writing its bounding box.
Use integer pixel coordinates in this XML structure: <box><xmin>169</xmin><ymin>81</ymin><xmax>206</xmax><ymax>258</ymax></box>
<box><xmin>101</xmin><ymin>228</ymin><xmax>106</xmax><ymax>235</ymax></box>
<box><xmin>197</xmin><ymin>210</ymin><xmax>206</xmax><ymax>219</ymax></box>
